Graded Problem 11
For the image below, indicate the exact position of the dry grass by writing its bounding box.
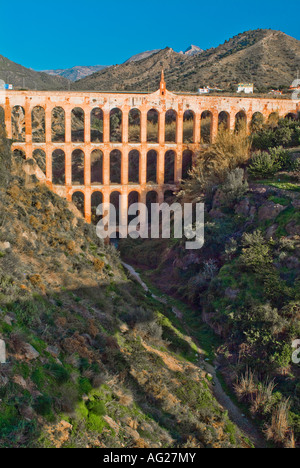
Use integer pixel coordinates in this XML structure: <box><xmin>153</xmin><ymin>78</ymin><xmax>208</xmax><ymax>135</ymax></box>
<box><xmin>250</xmin><ymin>380</ymin><xmax>276</xmax><ymax>415</ymax></box>
<box><xmin>234</xmin><ymin>368</ymin><xmax>257</xmax><ymax>401</ymax></box>
<box><xmin>265</xmin><ymin>398</ymin><xmax>294</xmax><ymax>447</ymax></box>
<box><xmin>179</xmin><ymin>127</ymin><xmax>251</xmax><ymax>202</ymax></box>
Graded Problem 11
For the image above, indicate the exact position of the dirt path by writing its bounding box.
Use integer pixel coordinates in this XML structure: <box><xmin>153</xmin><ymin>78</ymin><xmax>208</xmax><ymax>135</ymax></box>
<box><xmin>122</xmin><ymin>262</ymin><xmax>267</xmax><ymax>449</ymax></box>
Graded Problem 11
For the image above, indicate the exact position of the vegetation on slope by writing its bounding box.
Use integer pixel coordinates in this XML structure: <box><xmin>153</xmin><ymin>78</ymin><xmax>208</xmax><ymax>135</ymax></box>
<box><xmin>0</xmin><ymin>126</ymin><xmax>243</xmax><ymax>448</ymax></box>
<box><xmin>120</xmin><ymin>119</ymin><xmax>300</xmax><ymax>448</ymax></box>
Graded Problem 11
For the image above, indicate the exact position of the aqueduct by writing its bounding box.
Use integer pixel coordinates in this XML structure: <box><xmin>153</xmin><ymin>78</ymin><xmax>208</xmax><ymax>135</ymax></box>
<box><xmin>0</xmin><ymin>72</ymin><xmax>299</xmax><ymax>223</ymax></box>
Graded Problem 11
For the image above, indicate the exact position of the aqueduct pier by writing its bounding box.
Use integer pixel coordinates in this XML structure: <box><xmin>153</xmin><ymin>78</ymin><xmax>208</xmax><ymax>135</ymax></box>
<box><xmin>0</xmin><ymin>74</ymin><xmax>299</xmax><ymax>223</ymax></box>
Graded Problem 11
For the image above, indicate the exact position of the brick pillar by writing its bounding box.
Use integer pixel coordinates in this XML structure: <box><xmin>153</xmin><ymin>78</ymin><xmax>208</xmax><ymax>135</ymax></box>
<box><xmin>65</xmin><ymin>109</ymin><xmax>71</xmax><ymax>143</ymax></box>
<box><xmin>103</xmin><ymin>148</ymin><xmax>110</xmax><ymax>185</ymax></box>
<box><xmin>25</xmin><ymin>99</ymin><xmax>32</xmax><ymax>144</ymax></box>
<box><xmin>246</xmin><ymin>112</ymin><xmax>252</xmax><ymax>135</ymax></box>
<box><xmin>194</xmin><ymin>113</ymin><xmax>201</xmax><ymax>144</ymax></box>
<box><xmin>175</xmin><ymin>150</ymin><xmax>182</xmax><ymax>182</ymax></box>
<box><xmin>140</xmin><ymin>149</ymin><xmax>147</xmax><ymax>185</ymax></box>
<box><xmin>85</xmin><ymin>188</ymin><xmax>91</xmax><ymax>223</ymax></box>
<box><xmin>45</xmin><ymin>107</ymin><xmax>52</xmax><ymax>143</ymax></box>
<box><xmin>158</xmin><ymin>190</ymin><xmax>164</xmax><ymax>204</ymax></box>
<box><xmin>45</xmin><ymin>146</ymin><xmax>52</xmax><ymax>184</ymax></box>
<box><xmin>4</xmin><ymin>98</ymin><xmax>12</xmax><ymax>139</ymax></box>
<box><xmin>230</xmin><ymin>113</ymin><xmax>236</xmax><ymax>132</ymax></box>
<box><xmin>140</xmin><ymin>110</ymin><xmax>147</xmax><ymax>143</ymax></box>
<box><xmin>122</xmin><ymin>110</ymin><xmax>128</xmax><ymax>143</ymax></box>
<box><xmin>103</xmin><ymin>111</ymin><xmax>110</xmax><ymax>143</ymax></box>
<box><xmin>211</xmin><ymin>111</ymin><xmax>219</xmax><ymax>143</ymax></box>
<box><xmin>84</xmin><ymin>109</ymin><xmax>91</xmax><ymax>143</ymax></box>
<box><xmin>158</xmin><ymin>111</ymin><xmax>165</xmax><ymax>144</ymax></box>
<box><xmin>119</xmin><ymin>192</ymin><xmax>128</xmax><ymax>238</ymax></box>
<box><xmin>65</xmin><ymin>147</ymin><xmax>72</xmax><ymax>186</ymax></box>
<box><xmin>84</xmin><ymin>150</ymin><xmax>91</xmax><ymax>186</ymax></box>
<box><xmin>121</xmin><ymin>148</ymin><xmax>128</xmax><ymax>185</ymax></box>
<box><xmin>158</xmin><ymin>148</ymin><xmax>165</xmax><ymax>185</ymax></box>
<box><xmin>176</xmin><ymin>111</ymin><xmax>183</xmax><ymax>144</ymax></box>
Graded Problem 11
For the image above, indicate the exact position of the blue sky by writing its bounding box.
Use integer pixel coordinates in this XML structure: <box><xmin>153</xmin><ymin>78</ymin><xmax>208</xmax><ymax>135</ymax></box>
<box><xmin>1</xmin><ymin>0</ymin><xmax>299</xmax><ymax>70</ymax></box>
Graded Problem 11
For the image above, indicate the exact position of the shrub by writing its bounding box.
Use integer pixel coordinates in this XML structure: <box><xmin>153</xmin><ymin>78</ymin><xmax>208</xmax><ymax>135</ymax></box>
<box><xmin>248</xmin><ymin>151</ymin><xmax>279</xmax><ymax>179</ymax></box>
<box><xmin>219</xmin><ymin>168</ymin><xmax>249</xmax><ymax>205</ymax></box>
<box><xmin>34</xmin><ymin>395</ymin><xmax>53</xmax><ymax>417</ymax></box>
<box><xmin>179</xmin><ymin>128</ymin><xmax>251</xmax><ymax>202</ymax></box>
<box><xmin>269</xmin><ymin>147</ymin><xmax>295</xmax><ymax>171</ymax></box>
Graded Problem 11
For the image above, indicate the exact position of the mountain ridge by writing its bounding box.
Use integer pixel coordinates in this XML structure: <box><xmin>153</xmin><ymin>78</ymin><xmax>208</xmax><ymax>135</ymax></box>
<box><xmin>0</xmin><ymin>54</ymin><xmax>70</xmax><ymax>90</ymax></box>
<box><xmin>73</xmin><ymin>29</ymin><xmax>300</xmax><ymax>92</ymax></box>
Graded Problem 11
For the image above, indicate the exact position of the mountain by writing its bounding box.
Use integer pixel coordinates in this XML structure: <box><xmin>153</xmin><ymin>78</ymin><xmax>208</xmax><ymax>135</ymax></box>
<box><xmin>180</xmin><ymin>44</ymin><xmax>203</xmax><ymax>56</ymax></box>
<box><xmin>42</xmin><ymin>65</ymin><xmax>107</xmax><ymax>82</ymax></box>
<box><xmin>124</xmin><ymin>49</ymin><xmax>161</xmax><ymax>63</ymax></box>
<box><xmin>73</xmin><ymin>30</ymin><xmax>300</xmax><ymax>92</ymax></box>
<box><xmin>0</xmin><ymin>54</ymin><xmax>70</xmax><ymax>90</ymax></box>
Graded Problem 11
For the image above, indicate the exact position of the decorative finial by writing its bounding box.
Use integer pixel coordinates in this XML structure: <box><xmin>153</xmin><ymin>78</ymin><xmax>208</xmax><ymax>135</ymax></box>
<box><xmin>160</xmin><ymin>69</ymin><xmax>166</xmax><ymax>96</ymax></box>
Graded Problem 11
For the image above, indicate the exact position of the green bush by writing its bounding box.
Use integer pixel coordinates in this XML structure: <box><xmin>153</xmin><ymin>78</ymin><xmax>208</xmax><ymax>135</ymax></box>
<box><xmin>248</xmin><ymin>151</ymin><xmax>279</xmax><ymax>179</ymax></box>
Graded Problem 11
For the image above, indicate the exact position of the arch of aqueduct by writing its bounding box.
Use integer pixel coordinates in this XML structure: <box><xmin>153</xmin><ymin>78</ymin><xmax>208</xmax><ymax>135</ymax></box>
<box><xmin>0</xmin><ymin>73</ymin><xmax>299</xmax><ymax>223</ymax></box>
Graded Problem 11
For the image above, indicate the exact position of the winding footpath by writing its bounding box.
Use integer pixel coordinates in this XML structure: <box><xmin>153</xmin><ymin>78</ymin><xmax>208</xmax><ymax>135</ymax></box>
<box><xmin>122</xmin><ymin>262</ymin><xmax>267</xmax><ymax>449</ymax></box>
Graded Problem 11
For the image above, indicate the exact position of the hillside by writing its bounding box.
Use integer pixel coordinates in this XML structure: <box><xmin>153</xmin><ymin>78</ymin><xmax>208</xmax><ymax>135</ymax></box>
<box><xmin>123</xmin><ymin>50</ymin><xmax>161</xmax><ymax>63</ymax></box>
<box><xmin>0</xmin><ymin>127</ymin><xmax>246</xmax><ymax>448</ymax></box>
<box><xmin>120</xmin><ymin>120</ymin><xmax>300</xmax><ymax>448</ymax></box>
<box><xmin>73</xmin><ymin>29</ymin><xmax>300</xmax><ymax>92</ymax></box>
<box><xmin>0</xmin><ymin>55</ymin><xmax>70</xmax><ymax>90</ymax></box>
<box><xmin>42</xmin><ymin>65</ymin><xmax>107</xmax><ymax>82</ymax></box>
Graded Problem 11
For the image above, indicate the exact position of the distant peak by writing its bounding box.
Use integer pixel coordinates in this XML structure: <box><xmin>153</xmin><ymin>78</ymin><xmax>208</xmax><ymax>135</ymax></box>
<box><xmin>179</xmin><ymin>45</ymin><xmax>203</xmax><ymax>56</ymax></box>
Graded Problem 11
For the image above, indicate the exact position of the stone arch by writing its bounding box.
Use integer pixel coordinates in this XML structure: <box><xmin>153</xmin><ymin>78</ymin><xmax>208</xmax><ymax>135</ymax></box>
<box><xmin>12</xmin><ymin>106</ymin><xmax>25</xmax><ymax>141</ymax></box>
<box><xmin>183</xmin><ymin>110</ymin><xmax>194</xmax><ymax>143</ymax></box>
<box><xmin>110</xmin><ymin>149</ymin><xmax>121</xmax><ymax>184</ymax></box>
<box><xmin>13</xmin><ymin>148</ymin><xmax>26</xmax><ymax>160</ymax></box>
<box><xmin>147</xmin><ymin>108</ymin><xmax>159</xmax><ymax>143</ymax></box>
<box><xmin>0</xmin><ymin>106</ymin><xmax>5</xmax><ymax>128</ymax></box>
<box><xmin>91</xmin><ymin>149</ymin><xmax>103</xmax><ymax>184</ymax></box>
<box><xmin>72</xmin><ymin>191</ymin><xmax>85</xmax><ymax>216</ymax></box>
<box><xmin>128</xmin><ymin>190</ymin><xmax>140</xmax><ymax>224</ymax></box>
<box><xmin>182</xmin><ymin>149</ymin><xmax>193</xmax><ymax>179</ymax></box>
<box><xmin>91</xmin><ymin>108</ymin><xmax>103</xmax><ymax>143</ymax></box>
<box><xmin>164</xmin><ymin>150</ymin><xmax>175</xmax><ymax>184</ymax></box>
<box><xmin>147</xmin><ymin>150</ymin><xmax>157</xmax><ymax>183</ymax></box>
<box><xmin>250</xmin><ymin>112</ymin><xmax>264</xmax><ymax>133</ymax></box>
<box><xmin>91</xmin><ymin>191</ymin><xmax>103</xmax><ymax>225</ymax></box>
<box><xmin>267</xmin><ymin>112</ymin><xmax>279</xmax><ymax>128</ymax></box>
<box><xmin>165</xmin><ymin>109</ymin><xmax>177</xmax><ymax>143</ymax></box>
<box><xmin>128</xmin><ymin>108</ymin><xmax>141</xmax><ymax>143</ymax></box>
<box><xmin>164</xmin><ymin>190</ymin><xmax>174</xmax><ymax>203</ymax></box>
<box><xmin>52</xmin><ymin>149</ymin><xmax>65</xmax><ymax>185</ymax></box>
<box><xmin>71</xmin><ymin>107</ymin><xmax>85</xmax><ymax>142</ymax></box>
<box><xmin>201</xmin><ymin>111</ymin><xmax>212</xmax><ymax>144</ymax></box>
<box><xmin>72</xmin><ymin>149</ymin><xmax>85</xmax><ymax>185</ymax></box>
<box><xmin>33</xmin><ymin>149</ymin><xmax>46</xmax><ymax>174</ymax></box>
<box><xmin>285</xmin><ymin>112</ymin><xmax>297</xmax><ymax>120</ymax></box>
<box><xmin>235</xmin><ymin>110</ymin><xmax>247</xmax><ymax>133</ymax></box>
<box><xmin>128</xmin><ymin>149</ymin><xmax>140</xmax><ymax>184</ymax></box>
<box><xmin>32</xmin><ymin>106</ymin><xmax>45</xmax><ymax>143</ymax></box>
<box><xmin>218</xmin><ymin>111</ymin><xmax>230</xmax><ymax>131</ymax></box>
<box><xmin>146</xmin><ymin>190</ymin><xmax>158</xmax><ymax>223</ymax></box>
<box><xmin>110</xmin><ymin>190</ymin><xmax>121</xmax><ymax>225</ymax></box>
<box><xmin>51</xmin><ymin>107</ymin><xmax>65</xmax><ymax>142</ymax></box>
<box><xmin>110</xmin><ymin>108</ymin><xmax>122</xmax><ymax>142</ymax></box>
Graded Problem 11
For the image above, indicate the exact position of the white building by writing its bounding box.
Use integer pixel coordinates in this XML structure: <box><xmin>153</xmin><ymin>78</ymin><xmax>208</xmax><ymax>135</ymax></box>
<box><xmin>237</xmin><ymin>83</ymin><xmax>254</xmax><ymax>94</ymax></box>
<box><xmin>198</xmin><ymin>87</ymin><xmax>210</xmax><ymax>94</ymax></box>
